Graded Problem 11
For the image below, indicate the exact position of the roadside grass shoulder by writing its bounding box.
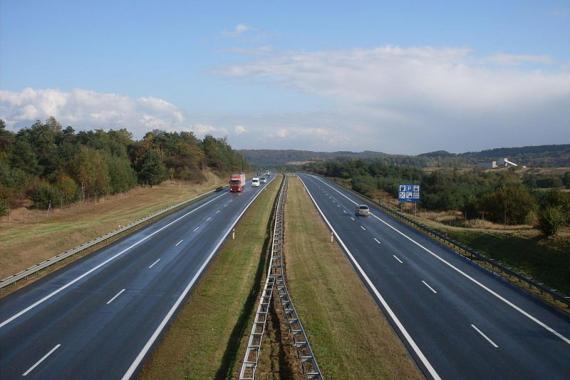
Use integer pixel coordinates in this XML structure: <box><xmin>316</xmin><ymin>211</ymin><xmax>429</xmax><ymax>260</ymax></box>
<box><xmin>285</xmin><ymin>176</ymin><xmax>422</xmax><ymax>379</ymax></box>
<box><xmin>139</xmin><ymin>178</ymin><xmax>280</xmax><ymax>380</ymax></box>
<box><xmin>448</xmin><ymin>229</ymin><xmax>570</xmax><ymax>295</ymax></box>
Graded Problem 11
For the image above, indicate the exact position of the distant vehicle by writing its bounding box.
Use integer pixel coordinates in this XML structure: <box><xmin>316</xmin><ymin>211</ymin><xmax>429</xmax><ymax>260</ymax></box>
<box><xmin>229</xmin><ymin>173</ymin><xmax>246</xmax><ymax>192</ymax></box>
<box><xmin>355</xmin><ymin>204</ymin><xmax>370</xmax><ymax>217</ymax></box>
<box><xmin>260</xmin><ymin>177</ymin><xmax>267</xmax><ymax>183</ymax></box>
<box><xmin>252</xmin><ymin>177</ymin><xmax>260</xmax><ymax>187</ymax></box>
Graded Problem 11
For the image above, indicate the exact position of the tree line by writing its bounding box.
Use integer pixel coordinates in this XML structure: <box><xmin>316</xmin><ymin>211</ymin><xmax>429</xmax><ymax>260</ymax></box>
<box><xmin>0</xmin><ymin>118</ymin><xmax>247</xmax><ymax>214</ymax></box>
<box><xmin>305</xmin><ymin>159</ymin><xmax>570</xmax><ymax>237</ymax></box>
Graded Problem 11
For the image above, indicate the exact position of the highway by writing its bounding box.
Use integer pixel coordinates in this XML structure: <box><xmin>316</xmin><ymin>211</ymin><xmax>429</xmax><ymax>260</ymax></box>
<box><xmin>0</xmin><ymin>177</ymin><xmax>274</xmax><ymax>380</ymax></box>
<box><xmin>298</xmin><ymin>173</ymin><xmax>570</xmax><ymax>380</ymax></box>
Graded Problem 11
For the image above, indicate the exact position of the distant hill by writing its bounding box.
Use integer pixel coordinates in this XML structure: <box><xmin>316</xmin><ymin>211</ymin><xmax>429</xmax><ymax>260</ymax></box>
<box><xmin>240</xmin><ymin>144</ymin><xmax>570</xmax><ymax>168</ymax></box>
<box><xmin>461</xmin><ymin>144</ymin><xmax>570</xmax><ymax>167</ymax></box>
<box><xmin>239</xmin><ymin>149</ymin><xmax>392</xmax><ymax>167</ymax></box>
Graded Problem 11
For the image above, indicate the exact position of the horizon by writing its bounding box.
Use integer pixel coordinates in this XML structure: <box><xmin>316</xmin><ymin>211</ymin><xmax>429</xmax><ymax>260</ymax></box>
<box><xmin>1</xmin><ymin>1</ymin><xmax>570</xmax><ymax>154</ymax></box>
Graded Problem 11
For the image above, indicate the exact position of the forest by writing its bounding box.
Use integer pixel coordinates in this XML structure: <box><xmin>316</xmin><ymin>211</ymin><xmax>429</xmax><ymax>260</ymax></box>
<box><xmin>305</xmin><ymin>159</ymin><xmax>570</xmax><ymax>236</ymax></box>
<box><xmin>0</xmin><ymin>118</ymin><xmax>247</xmax><ymax>214</ymax></box>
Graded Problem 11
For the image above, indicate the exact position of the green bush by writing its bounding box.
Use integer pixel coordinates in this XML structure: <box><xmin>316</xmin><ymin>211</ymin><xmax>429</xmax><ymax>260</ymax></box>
<box><xmin>28</xmin><ymin>181</ymin><xmax>63</xmax><ymax>209</ymax></box>
<box><xmin>538</xmin><ymin>207</ymin><xmax>565</xmax><ymax>237</ymax></box>
<box><xmin>0</xmin><ymin>198</ymin><xmax>8</xmax><ymax>216</ymax></box>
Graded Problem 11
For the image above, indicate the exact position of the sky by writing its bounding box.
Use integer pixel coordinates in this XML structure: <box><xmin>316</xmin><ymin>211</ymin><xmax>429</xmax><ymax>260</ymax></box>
<box><xmin>1</xmin><ymin>0</ymin><xmax>569</xmax><ymax>154</ymax></box>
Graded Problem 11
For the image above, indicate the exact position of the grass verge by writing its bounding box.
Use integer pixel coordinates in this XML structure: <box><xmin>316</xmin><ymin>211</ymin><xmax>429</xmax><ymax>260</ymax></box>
<box><xmin>285</xmin><ymin>176</ymin><xmax>422</xmax><ymax>379</ymax></box>
<box><xmin>139</xmin><ymin>177</ymin><xmax>281</xmax><ymax>380</ymax></box>
<box><xmin>447</xmin><ymin>230</ymin><xmax>570</xmax><ymax>295</ymax></box>
<box><xmin>0</xmin><ymin>171</ymin><xmax>224</xmax><ymax>279</ymax></box>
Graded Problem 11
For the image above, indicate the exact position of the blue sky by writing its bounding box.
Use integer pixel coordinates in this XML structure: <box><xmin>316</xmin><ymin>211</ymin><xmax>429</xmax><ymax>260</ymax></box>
<box><xmin>1</xmin><ymin>1</ymin><xmax>569</xmax><ymax>153</ymax></box>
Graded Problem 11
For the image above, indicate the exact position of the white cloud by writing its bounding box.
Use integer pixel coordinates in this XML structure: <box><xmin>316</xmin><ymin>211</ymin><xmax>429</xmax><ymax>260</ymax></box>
<box><xmin>0</xmin><ymin>88</ymin><xmax>239</xmax><ymax>140</ymax></box>
<box><xmin>224</xmin><ymin>23</ymin><xmax>254</xmax><ymax>37</ymax></box>
<box><xmin>234</xmin><ymin>125</ymin><xmax>247</xmax><ymax>135</ymax></box>
<box><xmin>191</xmin><ymin>123</ymin><xmax>229</xmax><ymax>137</ymax></box>
<box><xmin>220</xmin><ymin>46</ymin><xmax>570</xmax><ymax>153</ymax></box>
<box><xmin>487</xmin><ymin>53</ymin><xmax>553</xmax><ymax>66</ymax></box>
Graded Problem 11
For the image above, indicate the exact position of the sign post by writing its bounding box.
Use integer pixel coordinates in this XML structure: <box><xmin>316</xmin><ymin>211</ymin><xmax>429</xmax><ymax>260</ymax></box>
<box><xmin>398</xmin><ymin>184</ymin><xmax>421</xmax><ymax>215</ymax></box>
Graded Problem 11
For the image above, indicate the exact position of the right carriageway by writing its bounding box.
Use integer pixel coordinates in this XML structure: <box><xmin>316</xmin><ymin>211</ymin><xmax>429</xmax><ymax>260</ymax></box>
<box><xmin>298</xmin><ymin>173</ymin><xmax>570</xmax><ymax>380</ymax></box>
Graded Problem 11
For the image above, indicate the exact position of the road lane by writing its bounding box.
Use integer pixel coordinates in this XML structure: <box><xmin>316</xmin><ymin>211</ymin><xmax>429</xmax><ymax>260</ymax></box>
<box><xmin>0</xmin><ymin>177</ymin><xmax>275</xmax><ymax>379</ymax></box>
<box><xmin>299</xmin><ymin>173</ymin><xmax>570</xmax><ymax>380</ymax></box>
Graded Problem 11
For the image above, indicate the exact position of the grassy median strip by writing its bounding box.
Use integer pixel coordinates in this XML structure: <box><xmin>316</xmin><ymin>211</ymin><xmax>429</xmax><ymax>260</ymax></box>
<box><xmin>285</xmin><ymin>176</ymin><xmax>422</xmax><ymax>379</ymax></box>
<box><xmin>139</xmin><ymin>178</ymin><xmax>281</xmax><ymax>380</ymax></box>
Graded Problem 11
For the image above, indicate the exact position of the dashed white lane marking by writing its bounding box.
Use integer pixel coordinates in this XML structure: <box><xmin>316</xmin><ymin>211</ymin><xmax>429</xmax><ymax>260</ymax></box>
<box><xmin>0</xmin><ymin>191</ymin><xmax>227</xmax><ymax>329</ymax></box>
<box><xmin>148</xmin><ymin>259</ymin><xmax>161</xmax><ymax>269</ymax></box>
<box><xmin>193</xmin><ymin>226</ymin><xmax>200</xmax><ymax>232</ymax></box>
<box><xmin>350</xmin><ymin>217</ymin><xmax>355</xmax><ymax>221</ymax></box>
<box><xmin>311</xmin><ymin>174</ymin><xmax>570</xmax><ymax>345</ymax></box>
<box><xmin>206</xmin><ymin>216</ymin><xmax>212</xmax><ymax>221</ymax></box>
<box><xmin>106</xmin><ymin>289</ymin><xmax>126</xmax><ymax>305</ymax></box>
<box><xmin>216</xmin><ymin>210</ymin><xmax>221</xmax><ymax>214</ymax></box>
<box><xmin>22</xmin><ymin>344</ymin><xmax>61</xmax><ymax>376</ymax></box>
<box><xmin>360</xmin><ymin>225</ymin><xmax>366</xmax><ymax>231</ymax></box>
<box><xmin>393</xmin><ymin>255</ymin><xmax>404</xmax><ymax>264</ymax></box>
<box><xmin>422</xmin><ymin>280</ymin><xmax>438</xmax><ymax>294</ymax></box>
<box><xmin>175</xmin><ymin>240</ymin><xmax>183</xmax><ymax>246</ymax></box>
<box><xmin>471</xmin><ymin>324</ymin><xmax>499</xmax><ymax>348</ymax></box>
<box><xmin>374</xmin><ymin>238</ymin><xmax>381</xmax><ymax>244</ymax></box>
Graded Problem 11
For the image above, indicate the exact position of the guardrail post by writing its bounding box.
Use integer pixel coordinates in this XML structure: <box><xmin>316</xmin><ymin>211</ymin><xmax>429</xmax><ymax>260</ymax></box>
<box><xmin>330</xmin><ymin>231</ymin><xmax>334</xmax><ymax>243</ymax></box>
<box><xmin>232</xmin><ymin>228</ymin><xmax>236</xmax><ymax>240</ymax></box>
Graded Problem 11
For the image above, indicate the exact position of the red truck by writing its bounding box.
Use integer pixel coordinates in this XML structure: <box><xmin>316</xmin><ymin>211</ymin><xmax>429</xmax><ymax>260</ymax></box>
<box><xmin>229</xmin><ymin>173</ymin><xmax>246</xmax><ymax>192</ymax></box>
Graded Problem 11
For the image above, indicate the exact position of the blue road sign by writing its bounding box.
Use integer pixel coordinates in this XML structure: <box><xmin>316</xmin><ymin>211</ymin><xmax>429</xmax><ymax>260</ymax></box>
<box><xmin>398</xmin><ymin>184</ymin><xmax>420</xmax><ymax>203</ymax></box>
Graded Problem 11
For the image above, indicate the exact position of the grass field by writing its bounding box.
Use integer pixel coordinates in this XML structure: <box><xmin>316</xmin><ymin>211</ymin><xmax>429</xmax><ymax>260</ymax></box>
<box><xmin>139</xmin><ymin>177</ymin><xmax>280</xmax><ymax>380</ymax></box>
<box><xmin>284</xmin><ymin>176</ymin><xmax>422</xmax><ymax>379</ymax></box>
<box><xmin>0</xmin><ymin>172</ymin><xmax>224</xmax><ymax>279</ymax></box>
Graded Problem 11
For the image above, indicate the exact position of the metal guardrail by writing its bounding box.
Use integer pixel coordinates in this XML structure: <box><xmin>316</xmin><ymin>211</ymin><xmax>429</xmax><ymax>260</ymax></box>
<box><xmin>0</xmin><ymin>185</ymin><xmax>227</xmax><ymax>290</ymax></box>
<box><xmin>240</xmin><ymin>176</ymin><xmax>322</xmax><ymax>380</ymax></box>
<box><xmin>320</xmin><ymin>175</ymin><xmax>570</xmax><ymax>310</ymax></box>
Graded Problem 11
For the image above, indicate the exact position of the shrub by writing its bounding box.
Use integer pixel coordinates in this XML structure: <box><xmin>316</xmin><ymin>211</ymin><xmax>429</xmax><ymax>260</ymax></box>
<box><xmin>28</xmin><ymin>181</ymin><xmax>63</xmax><ymax>209</ymax></box>
<box><xmin>538</xmin><ymin>207</ymin><xmax>565</xmax><ymax>237</ymax></box>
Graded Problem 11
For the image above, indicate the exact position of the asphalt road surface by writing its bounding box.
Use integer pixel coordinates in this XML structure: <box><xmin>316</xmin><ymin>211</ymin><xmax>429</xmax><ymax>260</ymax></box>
<box><xmin>0</xmin><ymin>177</ymin><xmax>274</xmax><ymax>380</ymax></box>
<box><xmin>298</xmin><ymin>173</ymin><xmax>570</xmax><ymax>380</ymax></box>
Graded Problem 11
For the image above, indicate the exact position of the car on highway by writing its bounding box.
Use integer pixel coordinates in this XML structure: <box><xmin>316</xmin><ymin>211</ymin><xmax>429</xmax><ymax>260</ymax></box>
<box><xmin>252</xmin><ymin>177</ymin><xmax>260</xmax><ymax>187</ymax></box>
<box><xmin>355</xmin><ymin>204</ymin><xmax>370</xmax><ymax>217</ymax></box>
<box><xmin>260</xmin><ymin>177</ymin><xmax>267</xmax><ymax>183</ymax></box>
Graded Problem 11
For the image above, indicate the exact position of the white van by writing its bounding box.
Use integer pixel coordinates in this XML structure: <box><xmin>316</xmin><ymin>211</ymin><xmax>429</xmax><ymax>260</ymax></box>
<box><xmin>252</xmin><ymin>177</ymin><xmax>260</xmax><ymax>187</ymax></box>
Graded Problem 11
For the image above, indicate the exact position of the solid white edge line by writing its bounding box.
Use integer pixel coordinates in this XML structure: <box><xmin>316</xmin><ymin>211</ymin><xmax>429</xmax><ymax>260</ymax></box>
<box><xmin>22</xmin><ymin>344</ymin><xmax>61</xmax><ymax>376</ymax></box>
<box><xmin>148</xmin><ymin>259</ymin><xmax>161</xmax><ymax>269</ymax></box>
<box><xmin>298</xmin><ymin>175</ymin><xmax>441</xmax><ymax>380</ymax></box>
<box><xmin>374</xmin><ymin>238</ymin><xmax>381</xmax><ymax>244</ymax></box>
<box><xmin>106</xmin><ymin>289</ymin><xmax>126</xmax><ymax>305</ymax></box>
<box><xmin>0</xmin><ymin>192</ymin><xmax>228</xmax><ymax>329</ymax></box>
<box><xmin>310</xmin><ymin>174</ymin><xmax>570</xmax><ymax>345</ymax></box>
<box><xmin>471</xmin><ymin>324</ymin><xmax>499</xmax><ymax>348</ymax></box>
<box><xmin>422</xmin><ymin>281</ymin><xmax>438</xmax><ymax>294</ymax></box>
<box><xmin>393</xmin><ymin>255</ymin><xmax>404</xmax><ymax>264</ymax></box>
<box><xmin>175</xmin><ymin>240</ymin><xmax>183</xmax><ymax>247</ymax></box>
<box><xmin>121</xmin><ymin>176</ymin><xmax>276</xmax><ymax>380</ymax></box>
